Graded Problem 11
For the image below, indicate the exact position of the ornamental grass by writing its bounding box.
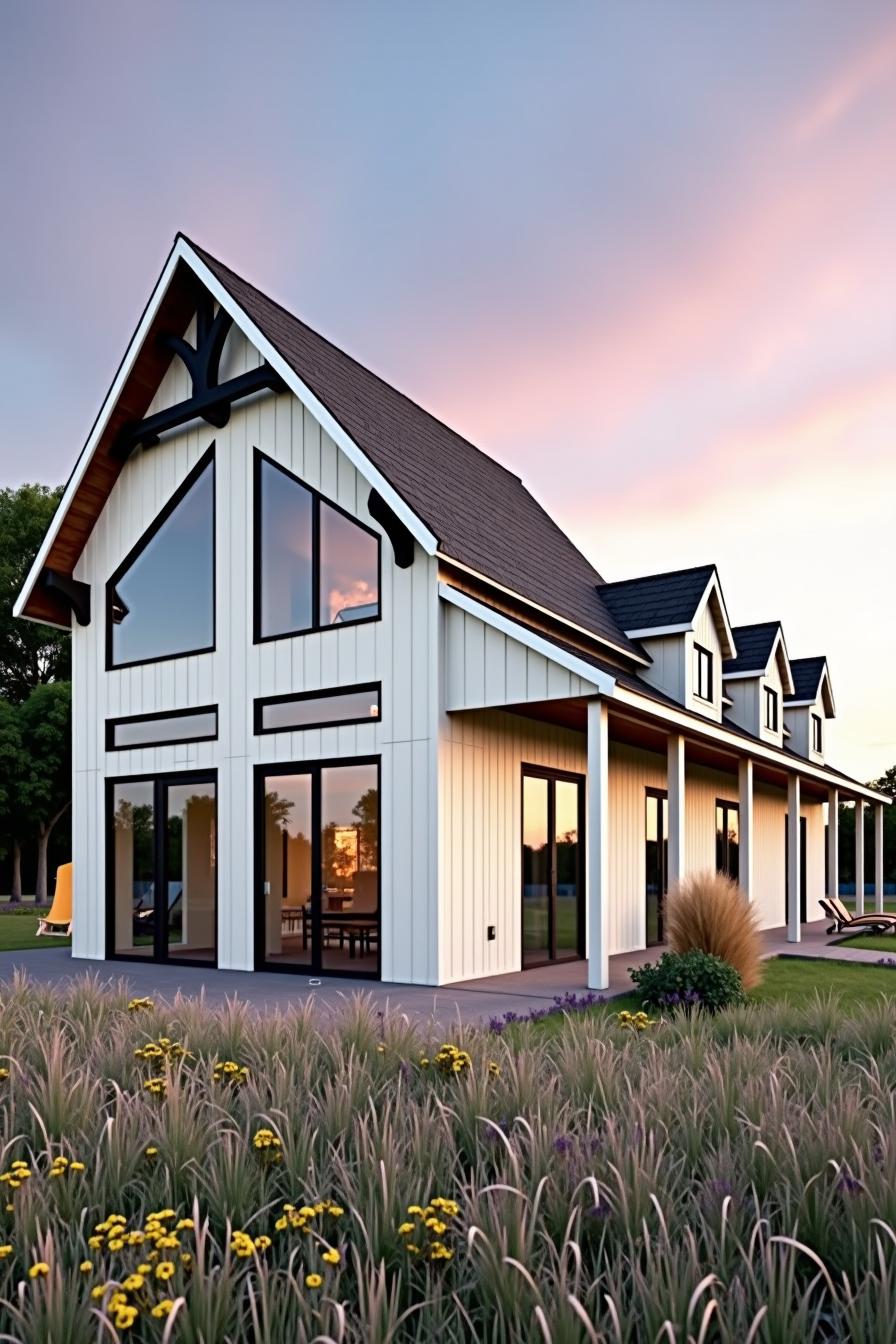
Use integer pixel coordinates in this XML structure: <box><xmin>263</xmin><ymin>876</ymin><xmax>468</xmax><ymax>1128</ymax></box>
<box><xmin>666</xmin><ymin>868</ymin><xmax>764</xmax><ymax>990</ymax></box>
<box><xmin>0</xmin><ymin>974</ymin><xmax>895</xmax><ymax>1339</ymax></box>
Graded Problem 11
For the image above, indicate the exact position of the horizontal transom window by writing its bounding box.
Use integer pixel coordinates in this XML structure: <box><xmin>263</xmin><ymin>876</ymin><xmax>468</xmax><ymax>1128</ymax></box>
<box><xmin>106</xmin><ymin>706</ymin><xmax>218</xmax><ymax>751</ymax></box>
<box><xmin>254</xmin><ymin>684</ymin><xmax>381</xmax><ymax>735</ymax></box>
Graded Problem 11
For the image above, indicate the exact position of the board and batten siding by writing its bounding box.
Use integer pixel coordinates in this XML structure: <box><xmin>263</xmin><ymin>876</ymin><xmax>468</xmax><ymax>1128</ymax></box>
<box><xmin>71</xmin><ymin>320</ymin><xmax>440</xmax><ymax>982</ymax></box>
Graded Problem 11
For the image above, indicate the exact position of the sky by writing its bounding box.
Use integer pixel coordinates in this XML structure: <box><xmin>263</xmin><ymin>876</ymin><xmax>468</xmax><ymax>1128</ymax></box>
<box><xmin>1</xmin><ymin>2</ymin><xmax>894</xmax><ymax>780</ymax></box>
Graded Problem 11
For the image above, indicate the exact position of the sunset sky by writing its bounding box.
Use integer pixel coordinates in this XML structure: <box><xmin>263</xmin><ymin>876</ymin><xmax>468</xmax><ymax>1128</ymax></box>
<box><xmin>2</xmin><ymin>2</ymin><xmax>894</xmax><ymax>779</ymax></box>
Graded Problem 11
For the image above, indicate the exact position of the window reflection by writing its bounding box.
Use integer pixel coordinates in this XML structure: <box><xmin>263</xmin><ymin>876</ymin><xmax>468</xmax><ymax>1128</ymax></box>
<box><xmin>257</xmin><ymin>458</ymin><xmax>313</xmax><ymax>638</ymax></box>
<box><xmin>320</xmin><ymin>502</ymin><xmax>379</xmax><ymax>626</ymax></box>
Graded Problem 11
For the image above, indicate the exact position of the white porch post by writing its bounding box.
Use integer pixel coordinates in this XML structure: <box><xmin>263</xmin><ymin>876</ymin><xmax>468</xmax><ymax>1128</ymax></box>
<box><xmin>787</xmin><ymin>774</ymin><xmax>801</xmax><ymax>943</ymax></box>
<box><xmin>827</xmin><ymin>788</ymin><xmax>839</xmax><ymax>903</ymax></box>
<box><xmin>738</xmin><ymin>758</ymin><xmax>753</xmax><ymax>900</ymax></box>
<box><xmin>586</xmin><ymin>698</ymin><xmax>609</xmax><ymax>991</ymax></box>
<box><xmin>667</xmin><ymin>733</ymin><xmax>686</xmax><ymax>889</ymax></box>
<box><xmin>855</xmin><ymin>801</ymin><xmax>865</xmax><ymax>915</ymax></box>
<box><xmin>874</xmin><ymin>803</ymin><xmax>884</xmax><ymax>914</ymax></box>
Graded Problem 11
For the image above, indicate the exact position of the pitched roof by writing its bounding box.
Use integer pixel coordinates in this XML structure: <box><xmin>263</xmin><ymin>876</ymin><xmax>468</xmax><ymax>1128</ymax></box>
<box><xmin>188</xmin><ymin>240</ymin><xmax>642</xmax><ymax>661</ymax></box>
<box><xmin>723</xmin><ymin>622</ymin><xmax>781</xmax><ymax>675</ymax></box>
<box><xmin>787</xmin><ymin>656</ymin><xmax>827</xmax><ymax>702</ymax></box>
<box><xmin>598</xmin><ymin>564</ymin><xmax>716</xmax><ymax>631</ymax></box>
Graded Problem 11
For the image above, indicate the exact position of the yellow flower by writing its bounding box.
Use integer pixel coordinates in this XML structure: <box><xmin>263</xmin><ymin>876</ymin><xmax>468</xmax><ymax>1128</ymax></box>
<box><xmin>298</xmin><ymin>1205</ymin><xmax>316</xmax><ymax>1219</ymax></box>
<box><xmin>91</xmin><ymin>1284</ymin><xmax>108</xmax><ymax>1300</ymax></box>
<box><xmin>255</xmin><ymin>1235</ymin><xmax>272</xmax><ymax>1251</ymax></box>
<box><xmin>114</xmin><ymin>1304</ymin><xmax>139</xmax><ymax>1330</ymax></box>
<box><xmin>305</xmin><ymin>1272</ymin><xmax>322</xmax><ymax>1288</ymax></box>
<box><xmin>0</xmin><ymin>1068</ymin><xmax>9</xmax><ymax>1081</ymax></box>
<box><xmin>79</xmin><ymin>1260</ymin><xmax>93</xmax><ymax>1273</ymax></box>
<box><xmin>152</xmin><ymin>1299</ymin><xmax>175</xmax><ymax>1318</ymax></box>
<box><xmin>488</xmin><ymin>1061</ymin><xmax>501</xmax><ymax>1077</ymax></box>
<box><xmin>107</xmin><ymin>1238</ymin><xmax>125</xmax><ymax>1252</ymax></box>
<box><xmin>176</xmin><ymin>1218</ymin><xmax>193</xmax><ymax>1231</ymax></box>
<box><xmin>407</xmin><ymin>1205</ymin><xmax>423</xmax><ymax>1215</ymax></box>
<box><xmin>155</xmin><ymin>1260</ymin><xmax>176</xmax><ymax>1281</ymax></box>
<box><xmin>137</xmin><ymin>1263</ymin><xmax>151</xmax><ymax>1274</ymax></box>
<box><xmin>122</xmin><ymin>1273</ymin><xmax>145</xmax><ymax>1291</ymax></box>
<box><xmin>275</xmin><ymin>1216</ymin><xmax>288</xmax><ymax>1231</ymax></box>
<box><xmin>28</xmin><ymin>1262</ymin><xmax>50</xmax><ymax>1278</ymax></box>
<box><xmin>145</xmin><ymin>1146</ymin><xmax>159</xmax><ymax>1159</ymax></box>
<box><xmin>180</xmin><ymin>1252</ymin><xmax>192</xmax><ymax>1267</ymax></box>
<box><xmin>230</xmin><ymin>1231</ymin><xmax>255</xmax><ymax>1258</ymax></box>
<box><xmin>398</xmin><ymin>1222</ymin><xmax>414</xmax><ymax>1236</ymax></box>
<box><xmin>128</xmin><ymin>996</ymin><xmax>154</xmax><ymax>1012</ymax></box>
<box><xmin>329</xmin><ymin>1204</ymin><xmax>344</xmax><ymax>1217</ymax></box>
<box><xmin>0</xmin><ymin>1245</ymin><xmax>12</xmax><ymax>1259</ymax></box>
<box><xmin>70</xmin><ymin>1161</ymin><xmax>86</xmax><ymax>1173</ymax></box>
<box><xmin>321</xmin><ymin>1247</ymin><xmax>341</xmax><ymax>1265</ymax></box>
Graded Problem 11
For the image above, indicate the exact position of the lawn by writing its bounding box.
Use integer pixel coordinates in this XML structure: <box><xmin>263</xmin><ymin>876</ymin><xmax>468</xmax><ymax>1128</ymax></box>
<box><xmin>0</xmin><ymin>908</ymin><xmax>69</xmax><ymax>952</ymax></box>
<box><xmin>0</xmin><ymin>975</ymin><xmax>895</xmax><ymax>1339</ymax></box>
<box><xmin>839</xmin><ymin>932</ymin><xmax>896</xmax><ymax>954</ymax></box>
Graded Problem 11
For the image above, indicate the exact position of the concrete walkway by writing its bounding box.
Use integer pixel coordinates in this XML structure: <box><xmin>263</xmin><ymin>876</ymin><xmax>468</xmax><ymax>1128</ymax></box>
<box><xmin>0</xmin><ymin>920</ymin><xmax>892</xmax><ymax>1027</ymax></box>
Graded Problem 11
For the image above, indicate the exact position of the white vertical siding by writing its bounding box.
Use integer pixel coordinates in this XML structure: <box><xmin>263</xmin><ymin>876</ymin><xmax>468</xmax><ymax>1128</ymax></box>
<box><xmin>638</xmin><ymin>635</ymin><xmax>685</xmax><ymax>702</ymax></box>
<box><xmin>442</xmin><ymin>604</ymin><xmax>598</xmax><ymax>710</ymax></box>
<box><xmin>70</xmin><ymin>324</ymin><xmax>439</xmax><ymax>980</ymax></box>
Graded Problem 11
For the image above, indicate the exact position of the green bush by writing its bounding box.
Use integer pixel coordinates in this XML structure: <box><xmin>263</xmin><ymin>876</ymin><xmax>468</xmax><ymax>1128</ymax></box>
<box><xmin>629</xmin><ymin>948</ymin><xmax>746</xmax><ymax>1012</ymax></box>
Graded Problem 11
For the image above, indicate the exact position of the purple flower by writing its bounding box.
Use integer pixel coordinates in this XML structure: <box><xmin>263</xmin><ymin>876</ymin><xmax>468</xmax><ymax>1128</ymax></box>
<box><xmin>836</xmin><ymin>1171</ymin><xmax>863</xmax><ymax>1195</ymax></box>
<box><xmin>586</xmin><ymin>1200</ymin><xmax>611</xmax><ymax>1221</ymax></box>
<box><xmin>553</xmin><ymin>1136</ymin><xmax>573</xmax><ymax>1155</ymax></box>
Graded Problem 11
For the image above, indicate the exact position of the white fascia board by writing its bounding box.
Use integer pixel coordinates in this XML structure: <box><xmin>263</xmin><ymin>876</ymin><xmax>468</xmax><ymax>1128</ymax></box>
<box><xmin>438</xmin><ymin>582</ymin><xmax>617</xmax><ymax>696</ymax></box>
<box><xmin>14</xmin><ymin>239</ymin><xmax>188</xmax><ymax>619</ymax></box>
<box><xmin>626</xmin><ymin>622</ymin><xmax>693</xmax><ymax>638</ymax></box>
<box><xmin>438</xmin><ymin>552</ymin><xmax>650</xmax><ymax>667</ymax></box>
<box><xmin>612</xmin><ymin>681</ymin><xmax>890</xmax><ymax>805</ymax></box>
<box><xmin>722</xmin><ymin>668</ymin><xmax>765</xmax><ymax>681</ymax></box>
<box><xmin>697</xmin><ymin>570</ymin><xmax>736</xmax><ymax>659</ymax></box>
<box><xmin>181</xmin><ymin>241</ymin><xmax>437</xmax><ymax>556</ymax></box>
<box><xmin>771</xmin><ymin>628</ymin><xmax>795</xmax><ymax>696</ymax></box>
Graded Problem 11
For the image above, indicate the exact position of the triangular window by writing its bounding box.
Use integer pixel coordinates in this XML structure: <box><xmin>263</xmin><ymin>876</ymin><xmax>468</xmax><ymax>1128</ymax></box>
<box><xmin>107</xmin><ymin>448</ymin><xmax>215</xmax><ymax>668</ymax></box>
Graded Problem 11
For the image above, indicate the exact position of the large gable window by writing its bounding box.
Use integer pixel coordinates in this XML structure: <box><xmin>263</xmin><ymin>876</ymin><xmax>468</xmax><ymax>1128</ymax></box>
<box><xmin>254</xmin><ymin>451</ymin><xmax>380</xmax><ymax>642</ymax></box>
<box><xmin>107</xmin><ymin>449</ymin><xmax>215</xmax><ymax>669</ymax></box>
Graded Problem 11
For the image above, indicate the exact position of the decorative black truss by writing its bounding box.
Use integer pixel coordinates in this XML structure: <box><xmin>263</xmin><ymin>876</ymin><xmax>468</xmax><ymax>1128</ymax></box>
<box><xmin>42</xmin><ymin>568</ymin><xmax>91</xmax><ymax>626</ymax></box>
<box><xmin>113</xmin><ymin>294</ymin><xmax>286</xmax><ymax>460</ymax></box>
<box><xmin>367</xmin><ymin>488</ymin><xmax>415</xmax><ymax>568</ymax></box>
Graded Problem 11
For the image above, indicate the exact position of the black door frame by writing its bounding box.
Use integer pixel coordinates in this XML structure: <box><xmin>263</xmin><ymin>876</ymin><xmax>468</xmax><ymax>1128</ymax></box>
<box><xmin>254</xmin><ymin>756</ymin><xmax>381</xmax><ymax>980</ymax></box>
<box><xmin>520</xmin><ymin>764</ymin><xmax>586</xmax><ymax>969</ymax></box>
<box><xmin>105</xmin><ymin>767</ymin><xmax>218</xmax><ymax>967</ymax></box>
<box><xmin>785</xmin><ymin>814</ymin><xmax>808</xmax><ymax>923</ymax></box>
<box><xmin>715</xmin><ymin>799</ymin><xmax>740</xmax><ymax>882</ymax></box>
<box><xmin>645</xmin><ymin>787</ymin><xmax>669</xmax><ymax>947</ymax></box>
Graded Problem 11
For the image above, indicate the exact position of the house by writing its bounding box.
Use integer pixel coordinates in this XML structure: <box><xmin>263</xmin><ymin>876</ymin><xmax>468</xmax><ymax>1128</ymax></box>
<box><xmin>15</xmin><ymin>236</ymin><xmax>890</xmax><ymax>987</ymax></box>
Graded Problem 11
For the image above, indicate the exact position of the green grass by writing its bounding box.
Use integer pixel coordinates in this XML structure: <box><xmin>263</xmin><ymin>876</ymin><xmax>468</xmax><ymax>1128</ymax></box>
<box><xmin>839</xmin><ymin>932</ymin><xmax>896</xmax><ymax>954</ymax></box>
<box><xmin>0</xmin><ymin>909</ymin><xmax>69</xmax><ymax>951</ymax></box>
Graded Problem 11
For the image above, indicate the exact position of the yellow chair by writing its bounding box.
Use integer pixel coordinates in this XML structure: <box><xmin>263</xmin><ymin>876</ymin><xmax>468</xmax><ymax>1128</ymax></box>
<box><xmin>37</xmin><ymin>863</ymin><xmax>72</xmax><ymax>937</ymax></box>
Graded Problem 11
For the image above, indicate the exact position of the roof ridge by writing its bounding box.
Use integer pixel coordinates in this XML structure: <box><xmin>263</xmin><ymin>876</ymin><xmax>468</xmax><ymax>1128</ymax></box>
<box><xmin>180</xmin><ymin>233</ymin><xmax>525</xmax><ymax>487</ymax></box>
<box><xmin>600</xmin><ymin>562</ymin><xmax>716</xmax><ymax>589</ymax></box>
<box><xmin>730</xmin><ymin>619</ymin><xmax>782</xmax><ymax>632</ymax></box>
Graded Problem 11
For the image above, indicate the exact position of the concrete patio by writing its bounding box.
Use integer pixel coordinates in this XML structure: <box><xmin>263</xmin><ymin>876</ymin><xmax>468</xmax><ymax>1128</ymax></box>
<box><xmin>0</xmin><ymin>919</ymin><xmax>892</xmax><ymax>1027</ymax></box>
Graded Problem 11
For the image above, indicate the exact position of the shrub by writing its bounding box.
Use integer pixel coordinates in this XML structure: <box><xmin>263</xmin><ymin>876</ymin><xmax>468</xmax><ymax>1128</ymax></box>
<box><xmin>629</xmin><ymin>948</ymin><xmax>746</xmax><ymax>1012</ymax></box>
<box><xmin>666</xmin><ymin>869</ymin><xmax>764</xmax><ymax>990</ymax></box>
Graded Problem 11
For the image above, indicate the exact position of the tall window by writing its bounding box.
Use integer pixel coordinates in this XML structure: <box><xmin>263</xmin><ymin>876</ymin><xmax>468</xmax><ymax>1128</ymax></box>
<box><xmin>812</xmin><ymin>713</ymin><xmax>823</xmax><ymax>753</ymax></box>
<box><xmin>694</xmin><ymin>643</ymin><xmax>713</xmax><ymax>701</ymax></box>
<box><xmin>107</xmin><ymin>450</ymin><xmax>215</xmax><ymax>668</ymax></box>
<box><xmin>764</xmin><ymin>686</ymin><xmax>779</xmax><ymax>731</ymax></box>
<box><xmin>715</xmin><ymin>801</ymin><xmax>740</xmax><ymax>882</ymax></box>
<box><xmin>255</xmin><ymin>451</ymin><xmax>380</xmax><ymax>641</ymax></box>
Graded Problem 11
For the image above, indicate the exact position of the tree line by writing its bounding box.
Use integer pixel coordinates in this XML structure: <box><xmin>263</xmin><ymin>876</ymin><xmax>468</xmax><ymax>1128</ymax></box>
<box><xmin>0</xmin><ymin>484</ymin><xmax>71</xmax><ymax>900</ymax></box>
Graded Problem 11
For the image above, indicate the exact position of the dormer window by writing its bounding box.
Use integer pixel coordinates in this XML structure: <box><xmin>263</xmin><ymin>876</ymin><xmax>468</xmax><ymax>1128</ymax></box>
<box><xmin>694</xmin><ymin>644</ymin><xmax>713</xmax><ymax>702</ymax></box>
<box><xmin>812</xmin><ymin>712</ymin><xmax>823</xmax><ymax>753</ymax></box>
<box><xmin>764</xmin><ymin>686</ymin><xmax>778</xmax><ymax>732</ymax></box>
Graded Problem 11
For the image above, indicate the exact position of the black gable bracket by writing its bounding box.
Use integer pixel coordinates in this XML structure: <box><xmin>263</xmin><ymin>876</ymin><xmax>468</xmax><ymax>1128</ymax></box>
<box><xmin>112</xmin><ymin>293</ymin><xmax>287</xmax><ymax>461</ymax></box>
<box><xmin>43</xmin><ymin>568</ymin><xmax>91</xmax><ymax>626</ymax></box>
<box><xmin>367</xmin><ymin>488</ymin><xmax>415</xmax><ymax>568</ymax></box>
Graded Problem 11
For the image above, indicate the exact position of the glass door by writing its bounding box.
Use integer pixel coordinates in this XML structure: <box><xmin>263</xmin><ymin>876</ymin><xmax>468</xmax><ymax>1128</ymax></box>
<box><xmin>521</xmin><ymin>768</ymin><xmax>584</xmax><ymax>968</ymax></box>
<box><xmin>109</xmin><ymin>772</ymin><xmax>217</xmax><ymax>964</ymax></box>
<box><xmin>645</xmin><ymin>789</ymin><xmax>668</xmax><ymax>946</ymax></box>
<box><xmin>257</xmin><ymin>759</ymin><xmax>380</xmax><ymax>978</ymax></box>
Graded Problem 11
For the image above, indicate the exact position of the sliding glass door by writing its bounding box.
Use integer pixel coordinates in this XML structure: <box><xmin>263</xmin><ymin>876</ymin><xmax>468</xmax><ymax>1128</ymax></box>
<box><xmin>521</xmin><ymin>767</ymin><xmax>584</xmax><ymax>968</ymax></box>
<box><xmin>645</xmin><ymin>788</ymin><xmax>668</xmax><ymax>946</ymax></box>
<box><xmin>109</xmin><ymin>772</ymin><xmax>217</xmax><ymax>964</ymax></box>
<box><xmin>257</xmin><ymin>758</ymin><xmax>380</xmax><ymax>978</ymax></box>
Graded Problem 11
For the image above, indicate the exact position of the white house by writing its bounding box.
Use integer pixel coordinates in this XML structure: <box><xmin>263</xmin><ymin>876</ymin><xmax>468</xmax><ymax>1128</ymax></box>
<box><xmin>15</xmin><ymin>236</ymin><xmax>890</xmax><ymax>987</ymax></box>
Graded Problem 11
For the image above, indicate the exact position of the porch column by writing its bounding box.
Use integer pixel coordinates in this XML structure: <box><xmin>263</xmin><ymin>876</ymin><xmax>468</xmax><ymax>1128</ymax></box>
<box><xmin>667</xmin><ymin>733</ymin><xmax>686</xmax><ymax>889</ymax></box>
<box><xmin>586</xmin><ymin>698</ymin><xmax>609</xmax><ymax>991</ymax></box>
<box><xmin>827</xmin><ymin>788</ymin><xmax>839</xmax><ymax>903</ymax></box>
<box><xmin>874</xmin><ymin>803</ymin><xmax>884</xmax><ymax>914</ymax></box>
<box><xmin>787</xmin><ymin>774</ymin><xmax>801</xmax><ymax>942</ymax></box>
<box><xmin>855</xmin><ymin>801</ymin><xmax>865</xmax><ymax>915</ymax></box>
<box><xmin>738</xmin><ymin>758</ymin><xmax>753</xmax><ymax>900</ymax></box>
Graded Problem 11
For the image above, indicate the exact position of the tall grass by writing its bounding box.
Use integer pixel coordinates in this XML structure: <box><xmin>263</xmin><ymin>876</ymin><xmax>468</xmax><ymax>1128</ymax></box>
<box><xmin>666</xmin><ymin>869</ymin><xmax>764</xmax><ymax>989</ymax></box>
<box><xmin>0</xmin><ymin>972</ymin><xmax>894</xmax><ymax>1339</ymax></box>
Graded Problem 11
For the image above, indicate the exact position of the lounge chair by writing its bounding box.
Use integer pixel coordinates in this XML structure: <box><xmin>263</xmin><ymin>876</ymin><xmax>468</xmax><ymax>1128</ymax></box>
<box><xmin>36</xmin><ymin>863</ymin><xmax>73</xmax><ymax>937</ymax></box>
<box><xmin>819</xmin><ymin>895</ymin><xmax>896</xmax><ymax>936</ymax></box>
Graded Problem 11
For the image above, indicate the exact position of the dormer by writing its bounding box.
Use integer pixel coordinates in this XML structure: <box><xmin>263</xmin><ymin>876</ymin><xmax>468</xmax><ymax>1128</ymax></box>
<box><xmin>784</xmin><ymin>657</ymin><xmax>835</xmax><ymax>764</ymax></box>
<box><xmin>600</xmin><ymin>564</ymin><xmax>736</xmax><ymax>722</ymax></box>
<box><xmin>722</xmin><ymin>622</ymin><xmax>794</xmax><ymax>747</ymax></box>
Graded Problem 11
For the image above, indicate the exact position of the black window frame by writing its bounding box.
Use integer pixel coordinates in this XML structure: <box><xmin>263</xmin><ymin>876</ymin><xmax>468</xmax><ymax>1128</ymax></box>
<box><xmin>811</xmin><ymin>712</ymin><xmax>823</xmax><ymax>753</ymax></box>
<box><xmin>254</xmin><ymin>754</ymin><xmax>381</xmax><ymax>980</ymax></box>
<box><xmin>764</xmin><ymin>685</ymin><xmax>779</xmax><ymax>732</ymax></box>
<box><xmin>715</xmin><ymin>798</ymin><xmax>740</xmax><ymax>882</ymax></box>
<box><xmin>694</xmin><ymin>642</ymin><xmax>713</xmax><ymax>702</ymax></box>
<box><xmin>253</xmin><ymin>449</ymin><xmax>382</xmax><ymax>645</ymax></box>
<box><xmin>105</xmin><ymin>767</ymin><xmax>218</xmax><ymax>967</ymax></box>
<box><xmin>519</xmin><ymin>763</ymin><xmax>586</xmax><ymax>969</ymax></box>
<box><xmin>645</xmin><ymin>786</ymin><xmax>669</xmax><ymax>947</ymax></box>
<box><xmin>254</xmin><ymin>682</ymin><xmax>381</xmax><ymax>736</ymax></box>
<box><xmin>105</xmin><ymin>705</ymin><xmax>219</xmax><ymax>752</ymax></box>
<box><xmin>105</xmin><ymin>445</ymin><xmax>217</xmax><ymax>672</ymax></box>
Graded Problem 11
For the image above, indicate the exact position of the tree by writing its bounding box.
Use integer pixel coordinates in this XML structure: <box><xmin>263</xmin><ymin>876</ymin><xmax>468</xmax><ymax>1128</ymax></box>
<box><xmin>838</xmin><ymin>765</ymin><xmax>896</xmax><ymax>889</ymax></box>
<box><xmin>0</xmin><ymin>483</ymin><xmax>69</xmax><ymax>704</ymax></box>
<box><xmin>17</xmin><ymin>682</ymin><xmax>71</xmax><ymax>900</ymax></box>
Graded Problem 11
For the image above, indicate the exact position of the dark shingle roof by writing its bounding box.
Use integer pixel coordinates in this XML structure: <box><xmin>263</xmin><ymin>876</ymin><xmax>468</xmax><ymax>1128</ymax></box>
<box><xmin>723</xmin><ymin>622</ymin><xmax>781</xmax><ymax>676</ymax></box>
<box><xmin>598</xmin><ymin>565</ymin><xmax>715</xmax><ymax>632</ymax></box>
<box><xmin>187</xmin><ymin>239</ymin><xmax>642</xmax><ymax>660</ymax></box>
<box><xmin>787</xmin><ymin>656</ymin><xmax>827</xmax><ymax>702</ymax></box>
